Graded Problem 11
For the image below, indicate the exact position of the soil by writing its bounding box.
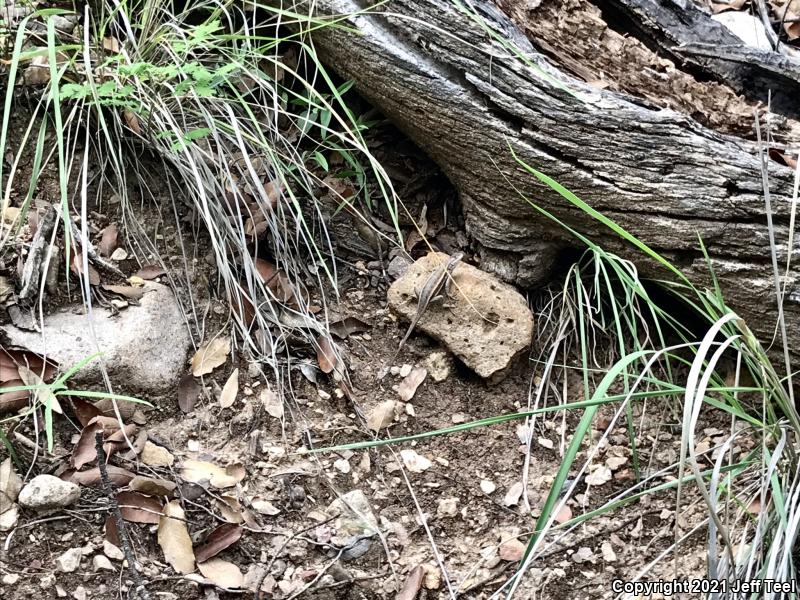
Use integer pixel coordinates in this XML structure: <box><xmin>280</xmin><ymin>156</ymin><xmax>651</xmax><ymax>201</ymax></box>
<box><xmin>0</xmin><ymin>72</ymin><xmax>735</xmax><ymax>600</ymax></box>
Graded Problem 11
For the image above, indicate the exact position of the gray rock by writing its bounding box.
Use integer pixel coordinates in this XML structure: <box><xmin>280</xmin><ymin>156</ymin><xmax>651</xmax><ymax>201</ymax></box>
<box><xmin>56</xmin><ymin>547</ymin><xmax>83</xmax><ymax>573</ymax></box>
<box><xmin>387</xmin><ymin>255</ymin><xmax>411</xmax><ymax>280</ymax></box>
<box><xmin>387</xmin><ymin>252</ymin><xmax>534</xmax><ymax>379</ymax></box>
<box><xmin>18</xmin><ymin>475</ymin><xmax>79</xmax><ymax>510</ymax></box>
<box><xmin>2</xmin><ymin>282</ymin><xmax>191</xmax><ymax>393</ymax></box>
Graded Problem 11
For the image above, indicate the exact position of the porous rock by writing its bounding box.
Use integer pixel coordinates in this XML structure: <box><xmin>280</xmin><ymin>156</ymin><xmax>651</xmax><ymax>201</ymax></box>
<box><xmin>18</xmin><ymin>475</ymin><xmax>79</xmax><ymax>510</ymax></box>
<box><xmin>2</xmin><ymin>282</ymin><xmax>191</xmax><ymax>393</ymax></box>
<box><xmin>387</xmin><ymin>253</ymin><xmax>534</xmax><ymax>378</ymax></box>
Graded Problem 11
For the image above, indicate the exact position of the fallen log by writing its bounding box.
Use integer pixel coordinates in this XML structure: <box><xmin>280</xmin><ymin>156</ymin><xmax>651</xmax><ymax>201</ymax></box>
<box><xmin>303</xmin><ymin>0</ymin><xmax>800</xmax><ymax>356</ymax></box>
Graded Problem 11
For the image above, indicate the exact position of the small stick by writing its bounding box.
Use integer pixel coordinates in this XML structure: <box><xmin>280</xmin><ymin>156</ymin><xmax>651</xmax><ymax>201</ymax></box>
<box><xmin>95</xmin><ymin>432</ymin><xmax>151</xmax><ymax>600</ymax></box>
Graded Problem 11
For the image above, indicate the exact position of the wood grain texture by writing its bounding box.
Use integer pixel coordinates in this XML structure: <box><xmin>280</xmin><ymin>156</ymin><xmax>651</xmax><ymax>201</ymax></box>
<box><xmin>302</xmin><ymin>0</ymin><xmax>800</xmax><ymax>354</ymax></box>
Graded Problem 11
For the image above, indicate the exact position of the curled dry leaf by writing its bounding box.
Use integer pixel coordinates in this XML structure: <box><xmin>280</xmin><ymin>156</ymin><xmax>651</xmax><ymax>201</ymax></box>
<box><xmin>122</xmin><ymin>109</ymin><xmax>142</xmax><ymax>135</ymax></box>
<box><xmin>198</xmin><ymin>558</ymin><xmax>243</xmax><ymax>590</ymax></box>
<box><xmin>191</xmin><ymin>337</ymin><xmax>231</xmax><ymax>377</ymax></box>
<box><xmin>97</xmin><ymin>224</ymin><xmax>119</xmax><ymax>257</ymax></box>
<box><xmin>71</xmin><ymin>422</ymin><xmax>103</xmax><ymax>469</ymax></box>
<box><xmin>215</xmin><ymin>495</ymin><xmax>244</xmax><ymax>524</ymax></box>
<box><xmin>117</xmin><ymin>491</ymin><xmax>163</xmax><ymax>524</ymax></box>
<box><xmin>194</xmin><ymin>523</ymin><xmax>243</xmax><ymax>563</ymax></box>
<box><xmin>69</xmin><ymin>398</ymin><xmax>102</xmax><ymax>428</ymax></box>
<box><xmin>315</xmin><ymin>336</ymin><xmax>338</xmax><ymax>374</ymax></box>
<box><xmin>158</xmin><ymin>500</ymin><xmax>195</xmax><ymax>575</ymax></box>
<box><xmin>134</xmin><ymin>264</ymin><xmax>166</xmax><ymax>280</ymax></box>
<box><xmin>218</xmin><ymin>369</ymin><xmax>239</xmax><ymax>409</ymax></box>
<box><xmin>178</xmin><ymin>373</ymin><xmax>202</xmax><ymax>413</ymax></box>
<box><xmin>181</xmin><ymin>459</ymin><xmax>246</xmax><ymax>489</ymax></box>
<box><xmin>260</xmin><ymin>388</ymin><xmax>283</xmax><ymax>419</ymax></box>
<box><xmin>398</xmin><ymin>367</ymin><xmax>427</xmax><ymax>402</ymax></box>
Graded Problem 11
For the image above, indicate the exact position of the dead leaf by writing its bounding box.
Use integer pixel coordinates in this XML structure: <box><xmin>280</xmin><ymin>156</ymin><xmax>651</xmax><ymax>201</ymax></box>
<box><xmin>134</xmin><ymin>264</ymin><xmax>166</xmax><ymax>280</ymax></box>
<box><xmin>129</xmin><ymin>476</ymin><xmax>177</xmax><ymax>497</ymax></box>
<box><xmin>71</xmin><ymin>422</ymin><xmax>103</xmax><ymax>469</ymax></box>
<box><xmin>0</xmin><ymin>379</ymin><xmax>29</xmax><ymax>415</ymax></box>
<box><xmin>178</xmin><ymin>373</ymin><xmax>202</xmax><ymax>413</ymax></box>
<box><xmin>102</xmin><ymin>37</ymin><xmax>120</xmax><ymax>52</ymax></box>
<box><xmin>259</xmin><ymin>388</ymin><xmax>283</xmax><ymax>419</ymax></box>
<box><xmin>194</xmin><ymin>523</ymin><xmax>243</xmax><ymax>563</ymax></box>
<box><xmin>367</xmin><ymin>400</ymin><xmax>396</xmax><ymax>432</ymax></box>
<box><xmin>98</xmin><ymin>224</ymin><xmax>119</xmax><ymax>257</ymax></box>
<box><xmin>215</xmin><ymin>495</ymin><xmax>245</xmax><ymax>524</ymax></box>
<box><xmin>69</xmin><ymin>398</ymin><xmax>102</xmax><ymax>428</ymax></box>
<box><xmin>181</xmin><ymin>460</ymin><xmax>246</xmax><ymax>489</ymax></box>
<box><xmin>554</xmin><ymin>503</ymin><xmax>572</xmax><ymax>524</ymax></box>
<box><xmin>499</xmin><ymin>539</ymin><xmax>526</xmax><ymax>562</ymax></box>
<box><xmin>218</xmin><ymin>369</ymin><xmax>239</xmax><ymax>409</ymax></box>
<box><xmin>158</xmin><ymin>500</ymin><xmax>195</xmax><ymax>574</ymax></box>
<box><xmin>315</xmin><ymin>336</ymin><xmax>338</xmax><ymax>374</ymax></box>
<box><xmin>117</xmin><ymin>491</ymin><xmax>163</xmax><ymax>524</ymax></box>
<box><xmin>711</xmin><ymin>0</ymin><xmax>747</xmax><ymax>12</ymax></box>
<box><xmin>263</xmin><ymin>180</ymin><xmax>281</xmax><ymax>209</ymax></box>
<box><xmin>191</xmin><ymin>337</ymin><xmax>231</xmax><ymax>377</ymax></box>
<box><xmin>585</xmin><ymin>466</ymin><xmax>613</xmax><ymax>486</ymax></box>
<box><xmin>398</xmin><ymin>368</ymin><xmax>427</xmax><ymax>402</ymax></box>
<box><xmin>0</xmin><ymin>347</ymin><xmax>57</xmax><ymax>383</ymax></box>
<box><xmin>122</xmin><ymin>109</ymin><xmax>142</xmax><ymax>135</ymax></box>
<box><xmin>71</xmin><ymin>247</ymin><xmax>100</xmax><ymax>285</ymax></box>
<box><xmin>397</xmin><ymin>565</ymin><xmax>424</xmax><ymax>600</ymax></box>
<box><xmin>329</xmin><ymin>316</ymin><xmax>370</xmax><ymax>339</ymax></box>
<box><xmin>198</xmin><ymin>558</ymin><xmax>243</xmax><ymax>590</ymax></box>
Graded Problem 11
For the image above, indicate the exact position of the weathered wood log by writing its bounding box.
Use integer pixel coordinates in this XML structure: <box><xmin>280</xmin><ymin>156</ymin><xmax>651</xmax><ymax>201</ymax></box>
<box><xmin>305</xmin><ymin>0</ymin><xmax>800</xmax><ymax>355</ymax></box>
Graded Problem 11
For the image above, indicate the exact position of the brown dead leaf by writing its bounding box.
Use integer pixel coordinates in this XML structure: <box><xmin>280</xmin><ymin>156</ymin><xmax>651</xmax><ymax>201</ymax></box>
<box><xmin>191</xmin><ymin>337</ymin><xmax>230</xmax><ymax>377</ymax></box>
<box><xmin>181</xmin><ymin>460</ymin><xmax>246</xmax><ymax>489</ymax></box>
<box><xmin>102</xmin><ymin>37</ymin><xmax>120</xmax><ymax>52</ymax></box>
<box><xmin>367</xmin><ymin>400</ymin><xmax>396</xmax><ymax>432</ymax></box>
<box><xmin>129</xmin><ymin>476</ymin><xmax>177</xmax><ymax>497</ymax></box>
<box><xmin>69</xmin><ymin>398</ymin><xmax>102</xmax><ymax>428</ymax></box>
<box><xmin>769</xmin><ymin>148</ymin><xmax>799</xmax><ymax>170</ymax></box>
<box><xmin>134</xmin><ymin>264</ymin><xmax>166</xmax><ymax>280</ymax></box>
<box><xmin>218</xmin><ymin>369</ymin><xmax>239</xmax><ymax>409</ymax></box>
<box><xmin>397</xmin><ymin>565</ymin><xmax>424</xmax><ymax>600</ymax></box>
<box><xmin>315</xmin><ymin>336</ymin><xmax>338</xmax><ymax>374</ymax></box>
<box><xmin>263</xmin><ymin>179</ymin><xmax>281</xmax><ymax>209</ymax></box>
<box><xmin>178</xmin><ymin>373</ymin><xmax>202</xmax><ymax>413</ymax></box>
<box><xmin>105</xmin><ymin>516</ymin><xmax>119</xmax><ymax>547</ymax></box>
<box><xmin>71</xmin><ymin>422</ymin><xmax>103</xmax><ymax>469</ymax></box>
<box><xmin>711</xmin><ymin>0</ymin><xmax>747</xmax><ymax>12</ymax></box>
<box><xmin>98</xmin><ymin>224</ymin><xmax>119</xmax><ymax>257</ymax></box>
<box><xmin>254</xmin><ymin>258</ymin><xmax>278</xmax><ymax>287</ymax></box>
<box><xmin>158</xmin><ymin>500</ymin><xmax>195</xmax><ymax>574</ymax></box>
<box><xmin>122</xmin><ymin>109</ymin><xmax>142</xmax><ymax>135</ymax></box>
<box><xmin>554</xmin><ymin>503</ymin><xmax>572</xmax><ymax>524</ymax></box>
<box><xmin>398</xmin><ymin>367</ymin><xmax>427</xmax><ymax>402</ymax></box>
<box><xmin>117</xmin><ymin>491</ymin><xmax>163</xmax><ymax>524</ymax></box>
<box><xmin>198</xmin><ymin>558</ymin><xmax>243</xmax><ymax>590</ymax></box>
<box><xmin>194</xmin><ymin>523</ymin><xmax>243</xmax><ymax>563</ymax></box>
<box><xmin>215</xmin><ymin>495</ymin><xmax>245</xmax><ymax>524</ymax></box>
<box><xmin>0</xmin><ymin>379</ymin><xmax>29</xmax><ymax>415</ymax></box>
<box><xmin>71</xmin><ymin>247</ymin><xmax>100</xmax><ymax>285</ymax></box>
<box><xmin>0</xmin><ymin>347</ymin><xmax>57</xmax><ymax>383</ymax></box>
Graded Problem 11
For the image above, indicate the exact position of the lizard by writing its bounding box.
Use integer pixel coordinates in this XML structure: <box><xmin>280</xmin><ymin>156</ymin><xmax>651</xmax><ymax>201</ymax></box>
<box><xmin>390</xmin><ymin>251</ymin><xmax>464</xmax><ymax>363</ymax></box>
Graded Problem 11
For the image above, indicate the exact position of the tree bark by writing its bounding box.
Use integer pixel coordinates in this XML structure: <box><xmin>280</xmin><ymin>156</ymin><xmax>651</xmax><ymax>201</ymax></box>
<box><xmin>304</xmin><ymin>0</ymin><xmax>800</xmax><ymax>355</ymax></box>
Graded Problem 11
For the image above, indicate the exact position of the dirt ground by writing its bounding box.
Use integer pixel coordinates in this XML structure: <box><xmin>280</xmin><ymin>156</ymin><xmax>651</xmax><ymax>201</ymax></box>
<box><xmin>0</xmin><ymin>108</ymin><xmax>728</xmax><ymax>600</ymax></box>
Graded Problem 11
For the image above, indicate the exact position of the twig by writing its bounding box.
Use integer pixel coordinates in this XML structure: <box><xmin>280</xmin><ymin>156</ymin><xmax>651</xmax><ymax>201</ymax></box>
<box><xmin>71</xmin><ymin>223</ymin><xmax>126</xmax><ymax>280</ymax></box>
<box><xmin>95</xmin><ymin>432</ymin><xmax>151</xmax><ymax>600</ymax></box>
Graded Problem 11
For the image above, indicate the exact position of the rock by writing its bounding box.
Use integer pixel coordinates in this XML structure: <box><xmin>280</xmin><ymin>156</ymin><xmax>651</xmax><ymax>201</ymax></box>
<box><xmin>326</xmin><ymin>490</ymin><xmax>378</xmax><ymax>544</ymax></box>
<box><xmin>92</xmin><ymin>554</ymin><xmax>115</xmax><ymax>572</ymax></box>
<box><xmin>103</xmin><ymin>540</ymin><xmax>125</xmax><ymax>561</ymax></box>
<box><xmin>572</xmin><ymin>547</ymin><xmax>595</xmax><ymax>564</ymax></box>
<box><xmin>39</xmin><ymin>572</ymin><xmax>56</xmax><ymax>590</ymax></box>
<box><xmin>601</xmin><ymin>541</ymin><xmax>617</xmax><ymax>562</ymax></box>
<box><xmin>424</xmin><ymin>351</ymin><xmax>452</xmax><ymax>382</ymax></box>
<box><xmin>73</xmin><ymin>587</ymin><xmax>87</xmax><ymax>600</ymax></box>
<box><xmin>436</xmin><ymin>497</ymin><xmax>459</xmax><ymax>518</ymax></box>
<box><xmin>140</xmin><ymin>441</ymin><xmax>175</xmax><ymax>467</ymax></box>
<box><xmin>499</xmin><ymin>539</ymin><xmax>526</xmax><ymax>562</ymax></box>
<box><xmin>387</xmin><ymin>255</ymin><xmax>411</xmax><ymax>280</ymax></box>
<box><xmin>0</xmin><ymin>504</ymin><xmax>18</xmax><ymax>531</ymax></box>
<box><xmin>2</xmin><ymin>282</ymin><xmax>191</xmax><ymax>392</ymax></box>
<box><xmin>480</xmin><ymin>480</ymin><xmax>496</xmax><ymax>494</ymax></box>
<box><xmin>2</xmin><ymin>574</ymin><xmax>19</xmax><ymax>585</ymax></box>
<box><xmin>18</xmin><ymin>475</ymin><xmax>79</xmax><ymax>510</ymax></box>
<box><xmin>56</xmin><ymin>547</ymin><xmax>83</xmax><ymax>572</ymax></box>
<box><xmin>503</xmin><ymin>482</ymin><xmax>524</xmax><ymax>507</ymax></box>
<box><xmin>387</xmin><ymin>253</ymin><xmax>534</xmax><ymax>379</ymax></box>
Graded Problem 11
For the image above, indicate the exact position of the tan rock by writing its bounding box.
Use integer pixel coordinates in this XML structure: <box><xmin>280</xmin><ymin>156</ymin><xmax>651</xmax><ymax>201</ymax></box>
<box><xmin>140</xmin><ymin>441</ymin><xmax>174</xmax><ymax>467</ymax></box>
<box><xmin>387</xmin><ymin>252</ymin><xmax>534</xmax><ymax>379</ymax></box>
